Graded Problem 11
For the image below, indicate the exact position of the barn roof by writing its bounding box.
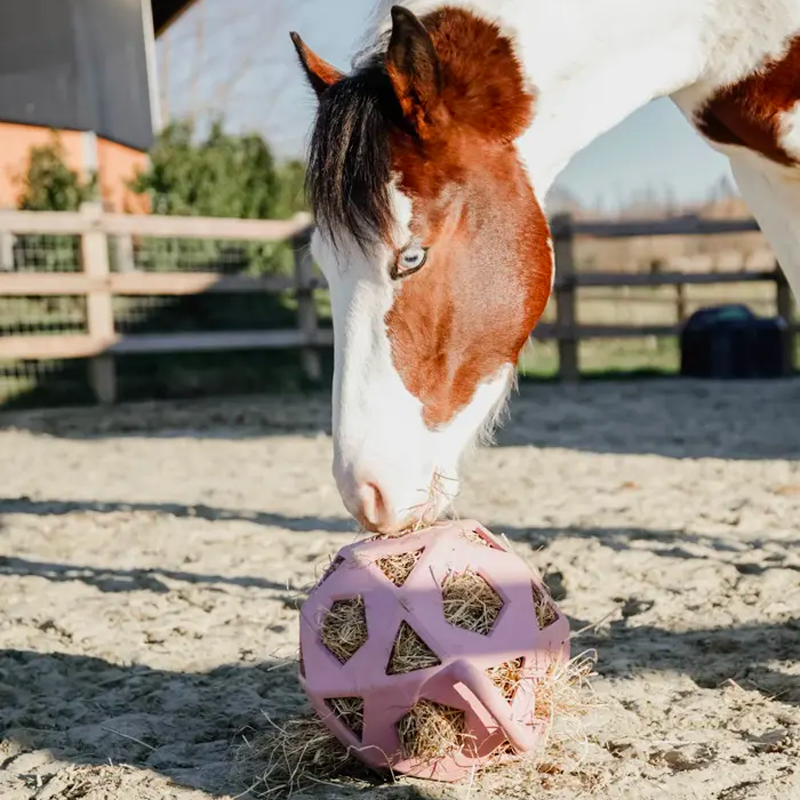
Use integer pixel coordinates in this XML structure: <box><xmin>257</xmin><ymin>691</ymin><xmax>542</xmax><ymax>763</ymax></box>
<box><xmin>152</xmin><ymin>0</ymin><xmax>199</xmax><ymax>36</ymax></box>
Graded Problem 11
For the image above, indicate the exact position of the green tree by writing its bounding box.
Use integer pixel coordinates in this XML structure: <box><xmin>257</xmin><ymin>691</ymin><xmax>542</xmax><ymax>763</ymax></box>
<box><xmin>130</xmin><ymin>121</ymin><xmax>307</xmax><ymax>276</ymax></box>
<box><xmin>131</xmin><ymin>120</ymin><xmax>302</xmax><ymax>219</ymax></box>
<box><xmin>275</xmin><ymin>159</ymin><xmax>308</xmax><ymax>218</ymax></box>
<box><xmin>16</xmin><ymin>133</ymin><xmax>96</xmax><ymax>273</ymax></box>
<box><xmin>19</xmin><ymin>133</ymin><xmax>96</xmax><ymax>212</ymax></box>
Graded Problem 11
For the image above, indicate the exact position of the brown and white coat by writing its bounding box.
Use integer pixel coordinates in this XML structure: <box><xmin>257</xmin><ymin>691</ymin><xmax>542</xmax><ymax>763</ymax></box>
<box><xmin>293</xmin><ymin>0</ymin><xmax>800</xmax><ymax>532</ymax></box>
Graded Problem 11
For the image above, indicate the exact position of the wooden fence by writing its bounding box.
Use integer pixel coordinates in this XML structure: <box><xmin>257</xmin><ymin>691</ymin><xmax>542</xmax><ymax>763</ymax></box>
<box><xmin>0</xmin><ymin>203</ymin><xmax>321</xmax><ymax>402</ymax></box>
<box><xmin>0</xmin><ymin>207</ymin><xmax>795</xmax><ymax>402</ymax></box>
<box><xmin>537</xmin><ymin>214</ymin><xmax>795</xmax><ymax>381</ymax></box>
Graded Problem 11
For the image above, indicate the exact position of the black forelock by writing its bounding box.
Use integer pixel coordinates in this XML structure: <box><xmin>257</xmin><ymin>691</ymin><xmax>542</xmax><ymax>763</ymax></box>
<box><xmin>305</xmin><ymin>55</ymin><xmax>406</xmax><ymax>252</ymax></box>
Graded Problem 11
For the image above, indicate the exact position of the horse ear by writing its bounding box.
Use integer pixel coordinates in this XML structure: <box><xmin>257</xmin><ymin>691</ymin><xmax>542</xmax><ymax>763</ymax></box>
<box><xmin>385</xmin><ymin>6</ymin><xmax>443</xmax><ymax>136</ymax></box>
<box><xmin>290</xmin><ymin>32</ymin><xmax>344</xmax><ymax>98</ymax></box>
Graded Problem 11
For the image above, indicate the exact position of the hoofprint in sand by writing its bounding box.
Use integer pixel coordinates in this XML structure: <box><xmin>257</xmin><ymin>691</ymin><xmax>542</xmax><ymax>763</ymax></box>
<box><xmin>1</xmin><ymin>380</ymin><xmax>799</xmax><ymax>799</ymax></box>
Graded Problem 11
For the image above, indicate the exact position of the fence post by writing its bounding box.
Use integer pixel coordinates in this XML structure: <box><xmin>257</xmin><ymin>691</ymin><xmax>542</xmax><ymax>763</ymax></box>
<box><xmin>115</xmin><ymin>233</ymin><xmax>136</xmax><ymax>273</ymax></box>
<box><xmin>80</xmin><ymin>202</ymin><xmax>117</xmax><ymax>403</ymax></box>
<box><xmin>776</xmin><ymin>260</ymin><xmax>795</xmax><ymax>376</ymax></box>
<box><xmin>553</xmin><ymin>214</ymin><xmax>579</xmax><ymax>382</ymax></box>
<box><xmin>293</xmin><ymin>227</ymin><xmax>322</xmax><ymax>382</ymax></box>
<box><xmin>0</xmin><ymin>231</ymin><xmax>14</xmax><ymax>271</ymax></box>
<box><xmin>675</xmin><ymin>282</ymin><xmax>686</xmax><ymax>323</ymax></box>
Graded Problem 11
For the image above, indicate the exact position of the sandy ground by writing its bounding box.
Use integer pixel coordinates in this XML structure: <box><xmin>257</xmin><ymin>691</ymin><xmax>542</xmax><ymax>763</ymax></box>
<box><xmin>1</xmin><ymin>379</ymin><xmax>799</xmax><ymax>800</ymax></box>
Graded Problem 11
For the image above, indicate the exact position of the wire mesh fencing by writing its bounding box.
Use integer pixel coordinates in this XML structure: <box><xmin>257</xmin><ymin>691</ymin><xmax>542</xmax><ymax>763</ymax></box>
<box><xmin>0</xmin><ymin>212</ymin><xmax>327</xmax><ymax>409</ymax></box>
<box><xmin>0</xmin><ymin>208</ymin><xmax>791</xmax><ymax>409</ymax></box>
<box><xmin>6</xmin><ymin>233</ymin><xmax>82</xmax><ymax>273</ymax></box>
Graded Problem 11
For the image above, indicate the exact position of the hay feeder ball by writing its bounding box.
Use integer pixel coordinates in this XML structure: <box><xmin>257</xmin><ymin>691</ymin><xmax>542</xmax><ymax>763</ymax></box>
<box><xmin>298</xmin><ymin>520</ymin><xmax>570</xmax><ymax>782</ymax></box>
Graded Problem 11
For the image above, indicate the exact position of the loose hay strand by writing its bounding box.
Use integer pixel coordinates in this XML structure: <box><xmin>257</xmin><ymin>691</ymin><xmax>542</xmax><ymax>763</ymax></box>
<box><xmin>482</xmin><ymin>651</ymin><xmax>601</xmax><ymax>769</ymax></box>
<box><xmin>319</xmin><ymin>555</ymin><xmax>344</xmax><ymax>584</ymax></box>
<box><xmin>379</xmin><ymin>470</ymin><xmax>458</xmax><ymax>537</ymax></box>
<box><xmin>398</xmin><ymin>700</ymin><xmax>471</xmax><ymax>762</ymax></box>
<box><xmin>441</xmin><ymin>569</ymin><xmax>504</xmax><ymax>635</ymax></box>
<box><xmin>532</xmin><ymin>651</ymin><xmax>600</xmax><ymax>743</ymax></box>
<box><xmin>237</xmin><ymin>714</ymin><xmax>353</xmax><ymax>798</ymax></box>
<box><xmin>320</xmin><ymin>597</ymin><xmax>368</xmax><ymax>663</ymax></box>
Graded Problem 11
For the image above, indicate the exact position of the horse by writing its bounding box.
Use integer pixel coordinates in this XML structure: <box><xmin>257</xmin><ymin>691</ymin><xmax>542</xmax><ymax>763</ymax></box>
<box><xmin>290</xmin><ymin>0</ymin><xmax>800</xmax><ymax>533</ymax></box>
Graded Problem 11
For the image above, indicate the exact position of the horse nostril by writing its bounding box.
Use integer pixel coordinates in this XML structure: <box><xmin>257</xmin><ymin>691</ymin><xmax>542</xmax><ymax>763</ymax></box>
<box><xmin>356</xmin><ymin>482</ymin><xmax>389</xmax><ymax>530</ymax></box>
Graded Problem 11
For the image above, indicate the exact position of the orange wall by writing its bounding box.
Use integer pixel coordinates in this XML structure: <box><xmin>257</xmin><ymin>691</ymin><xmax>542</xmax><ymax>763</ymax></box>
<box><xmin>97</xmin><ymin>138</ymin><xmax>150</xmax><ymax>213</ymax></box>
<box><xmin>0</xmin><ymin>122</ymin><xmax>149</xmax><ymax>212</ymax></box>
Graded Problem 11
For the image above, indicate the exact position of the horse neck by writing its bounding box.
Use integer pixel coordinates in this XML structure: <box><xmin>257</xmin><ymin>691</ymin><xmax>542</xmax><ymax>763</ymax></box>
<box><xmin>366</xmin><ymin>0</ymin><xmax>716</xmax><ymax>195</ymax></box>
<box><xmin>513</xmin><ymin>0</ymin><xmax>717</xmax><ymax>195</ymax></box>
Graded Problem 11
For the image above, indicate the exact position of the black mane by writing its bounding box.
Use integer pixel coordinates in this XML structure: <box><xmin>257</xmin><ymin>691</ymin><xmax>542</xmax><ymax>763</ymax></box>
<box><xmin>306</xmin><ymin>56</ymin><xmax>405</xmax><ymax>251</ymax></box>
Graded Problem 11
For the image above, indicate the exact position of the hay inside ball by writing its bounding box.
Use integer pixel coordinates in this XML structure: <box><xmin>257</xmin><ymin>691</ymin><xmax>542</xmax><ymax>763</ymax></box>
<box><xmin>297</xmin><ymin>519</ymin><xmax>573</xmax><ymax>783</ymax></box>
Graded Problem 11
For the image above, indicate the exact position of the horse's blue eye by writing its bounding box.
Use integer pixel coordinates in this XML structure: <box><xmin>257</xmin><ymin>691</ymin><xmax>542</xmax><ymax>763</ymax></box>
<box><xmin>393</xmin><ymin>244</ymin><xmax>428</xmax><ymax>278</ymax></box>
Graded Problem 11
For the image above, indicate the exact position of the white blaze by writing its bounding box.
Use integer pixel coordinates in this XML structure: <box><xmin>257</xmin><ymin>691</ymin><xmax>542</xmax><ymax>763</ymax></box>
<box><xmin>312</xmin><ymin>186</ymin><xmax>516</xmax><ymax>529</ymax></box>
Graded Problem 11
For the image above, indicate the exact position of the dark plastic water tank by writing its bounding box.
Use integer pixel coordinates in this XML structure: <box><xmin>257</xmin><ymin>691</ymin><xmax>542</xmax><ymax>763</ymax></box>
<box><xmin>680</xmin><ymin>304</ymin><xmax>787</xmax><ymax>379</ymax></box>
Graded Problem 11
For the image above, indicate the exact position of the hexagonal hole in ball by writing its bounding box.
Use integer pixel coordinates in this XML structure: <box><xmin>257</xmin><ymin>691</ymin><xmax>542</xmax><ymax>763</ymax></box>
<box><xmin>325</xmin><ymin>696</ymin><xmax>365</xmax><ymax>740</ymax></box>
<box><xmin>320</xmin><ymin>597</ymin><xmax>368</xmax><ymax>664</ymax></box>
<box><xmin>376</xmin><ymin>548</ymin><xmax>424</xmax><ymax>587</ymax></box>
<box><xmin>397</xmin><ymin>700</ymin><xmax>469</xmax><ymax>762</ymax></box>
<box><xmin>486</xmin><ymin>656</ymin><xmax>526</xmax><ymax>703</ymax></box>
<box><xmin>441</xmin><ymin>569</ymin><xmax>504</xmax><ymax>635</ymax></box>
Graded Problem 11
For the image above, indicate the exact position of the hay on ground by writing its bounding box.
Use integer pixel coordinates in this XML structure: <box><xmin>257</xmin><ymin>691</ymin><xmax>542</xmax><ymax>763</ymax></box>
<box><xmin>320</xmin><ymin>596</ymin><xmax>368</xmax><ymax>663</ymax></box>
<box><xmin>241</xmin><ymin>653</ymin><xmax>598</xmax><ymax>796</ymax></box>
<box><xmin>237</xmin><ymin>714</ymin><xmax>355</xmax><ymax>798</ymax></box>
<box><xmin>531</xmin><ymin>652</ymin><xmax>597</xmax><ymax>732</ymax></box>
<box><xmin>442</xmin><ymin>569</ymin><xmax>504</xmax><ymax>635</ymax></box>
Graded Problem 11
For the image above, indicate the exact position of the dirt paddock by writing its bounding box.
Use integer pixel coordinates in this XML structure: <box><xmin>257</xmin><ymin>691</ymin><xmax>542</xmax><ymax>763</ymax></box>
<box><xmin>1</xmin><ymin>379</ymin><xmax>799</xmax><ymax>800</ymax></box>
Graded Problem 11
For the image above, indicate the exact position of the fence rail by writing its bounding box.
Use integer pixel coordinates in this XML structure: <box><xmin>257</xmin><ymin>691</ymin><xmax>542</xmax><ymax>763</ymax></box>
<box><xmin>0</xmin><ymin>207</ymin><xmax>313</xmax><ymax>239</ymax></box>
<box><xmin>0</xmin><ymin>272</ymin><xmax>303</xmax><ymax>296</ymax></box>
<box><xmin>0</xmin><ymin>207</ymin><xmax>795</xmax><ymax>401</ymax></box>
<box><xmin>545</xmin><ymin>213</ymin><xmax>794</xmax><ymax>381</ymax></box>
<box><xmin>549</xmin><ymin>214</ymin><xmax>762</xmax><ymax>239</ymax></box>
<box><xmin>0</xmin><ymin>203</ymin><xmax>318</xmax><ymax>402</ymax></box>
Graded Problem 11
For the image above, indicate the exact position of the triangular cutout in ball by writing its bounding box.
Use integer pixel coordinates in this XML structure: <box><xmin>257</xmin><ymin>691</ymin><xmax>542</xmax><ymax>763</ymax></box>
<box><xmin>387</xmin><ymin>621</ymin><xmax>441</xmax><ymax>675</ymax></box>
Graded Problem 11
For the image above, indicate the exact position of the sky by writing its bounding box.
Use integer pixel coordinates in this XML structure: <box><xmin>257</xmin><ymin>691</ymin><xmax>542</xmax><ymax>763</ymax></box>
<box><xmin>158</xmin><ymin>0</ymin><xmax>736</xmax><ymax>211</ymax></box>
